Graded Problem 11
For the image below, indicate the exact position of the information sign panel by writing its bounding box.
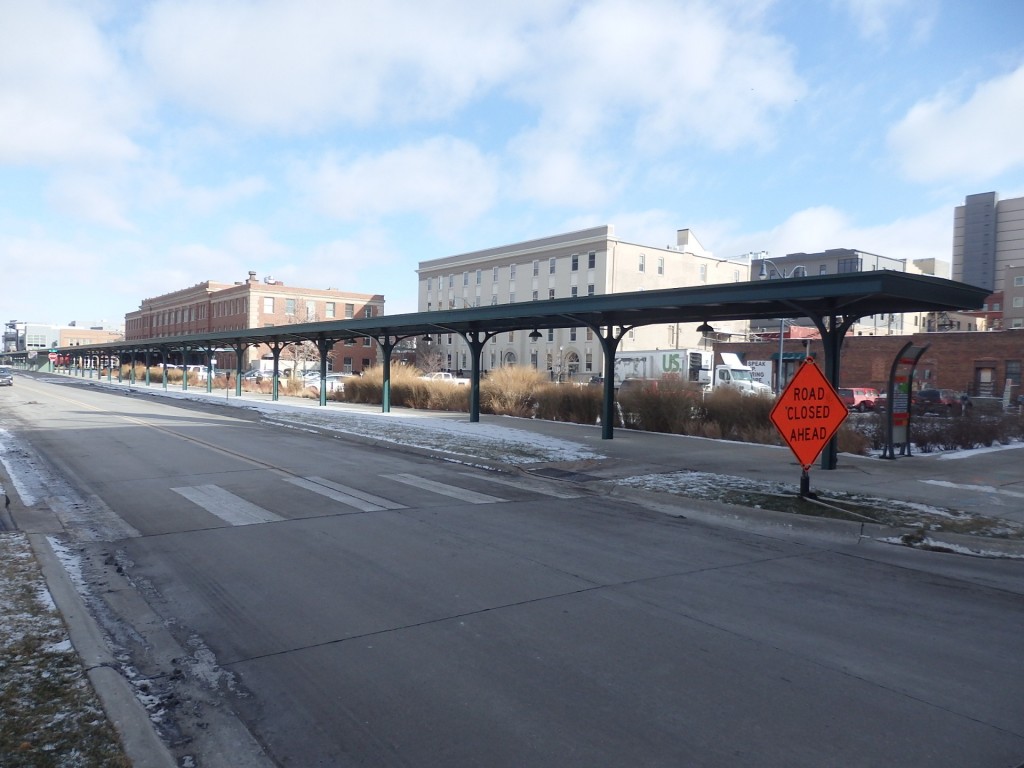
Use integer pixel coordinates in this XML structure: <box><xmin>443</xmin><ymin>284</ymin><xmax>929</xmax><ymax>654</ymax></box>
<box><xmin>769</xmin><ymin>358</ymin><xmax>848</xmax><ymax>470</ymax></box>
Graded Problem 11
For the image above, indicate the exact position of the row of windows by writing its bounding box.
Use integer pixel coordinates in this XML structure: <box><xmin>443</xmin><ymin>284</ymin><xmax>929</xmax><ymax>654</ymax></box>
<box><xmin>259</xmin><ymin>298</ymin><xmax>372</xmax><ymax>320</ymax></box>
<box><xmin>426</xmin><ymin>252</ymin><xmax>599</xmax><ymax>292</ymax></box>
<box><xmin>425</xmin><ymin>283</ymin><xmax>597</xmax><ymax>311</ymax></box>
<box><xmin>427</xmin><ymin>327</ymin><xmax>596</xmax><ymax>345</ymax></box>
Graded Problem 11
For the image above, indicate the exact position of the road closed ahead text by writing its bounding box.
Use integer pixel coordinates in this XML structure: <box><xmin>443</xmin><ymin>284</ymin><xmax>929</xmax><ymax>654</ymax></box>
<box><xmin>769</xmin><ymin>362</ymin><xmax>848</xmax><ymax>469</ymax></box>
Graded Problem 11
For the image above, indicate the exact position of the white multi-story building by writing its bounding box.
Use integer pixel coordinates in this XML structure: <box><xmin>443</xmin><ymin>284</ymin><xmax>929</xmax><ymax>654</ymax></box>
<box><xmin>417</xmin><ymin>226</ymin><xmax>752</xmax><ymax>380</ymax></box>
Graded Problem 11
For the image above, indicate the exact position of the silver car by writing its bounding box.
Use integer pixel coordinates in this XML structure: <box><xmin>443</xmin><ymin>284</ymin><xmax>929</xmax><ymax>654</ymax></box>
<box><xmin>0</xmin><ymin>367</ymin><xmax>13</xmax><ymax>386</ymax></box>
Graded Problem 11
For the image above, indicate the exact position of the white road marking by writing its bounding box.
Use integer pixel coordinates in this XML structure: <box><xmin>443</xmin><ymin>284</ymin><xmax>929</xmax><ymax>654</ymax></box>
<box><xmin>171</xmin><ymin>485</ymin><xmax>284</xmax><ymax>526</ymax></box>
<box><xmin>285</xmin><ymin>476</ymin><xmax>407</xmax><ymax>512</ymax></box>
<box><xmin>458</xmin><ymin>472</ymin><xmax>581</xmax><ymax>499</ymax></box>
<box><xmin>390</xmin><ymin>473</ymin><xmax>506</xmax><ymax>504</ymax></box>
<box><xmin>922</xmin><ymin>479</ymin><xmax>1024</xmax><ymax>499</ymax></box>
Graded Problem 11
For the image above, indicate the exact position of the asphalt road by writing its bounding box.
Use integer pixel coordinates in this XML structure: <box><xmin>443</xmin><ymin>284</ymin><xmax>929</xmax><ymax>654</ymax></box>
<box><xmin>4</xmin><ymin>376</ymin><xmax>1024</xmax><ymax>767</ymax></box>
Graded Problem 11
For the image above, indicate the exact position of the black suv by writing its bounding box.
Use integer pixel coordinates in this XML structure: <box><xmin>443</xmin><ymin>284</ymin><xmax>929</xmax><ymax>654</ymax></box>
<box><xmin>915</xmin><ymin>388</ymin><xmax>958</xmax><ymax>414</ymax></box>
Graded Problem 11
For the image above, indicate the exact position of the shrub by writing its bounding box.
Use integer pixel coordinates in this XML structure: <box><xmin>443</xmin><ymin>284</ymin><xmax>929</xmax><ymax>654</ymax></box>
<box><xmin>481</xmin><ymin>367</ymin><xmax>547</xmax><ymax>417</ymax></box>
<box><xmin>701</xmin><ymin>388</ymin><xmax>774</xmax><ymax>439</ymax></box>
<box><xmin>533</xmin><ymin>383</ymin><xmax>603</xmax><ymax>424</ymax></box>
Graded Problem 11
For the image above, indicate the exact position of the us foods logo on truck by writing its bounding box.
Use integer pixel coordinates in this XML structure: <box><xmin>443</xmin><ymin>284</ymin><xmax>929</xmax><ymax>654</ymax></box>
<box><xmin>614</xmin><ymin>349</ymin><xmax>771</xmax><ymax>396</ymax></box>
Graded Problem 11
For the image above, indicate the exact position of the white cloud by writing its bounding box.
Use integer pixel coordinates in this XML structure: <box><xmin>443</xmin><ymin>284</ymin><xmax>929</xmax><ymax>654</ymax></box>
<box><xmin>46</xmin><ymin>175</ymin><xmax>134</xmax><ymax>231</ymax></box>
<box><xmin>301</xmin><ymin>137</ymin><xmax>498</xmax><ymax>230</ymax></box>
<box><xmin>515</xmin><ymin>0</ymin><xmax>804</xmax><ymax>153</ymax></box>
<box><xmin>714</xmin><ymin>204</ymin><xmax>953</xmax><ymax>267</ymax></box>
<box><xmin>142</xmin><ymin>171</ymin><xmax>269</xmax><ymax>216</ymax></box>
<box><xmin>137</xmin><ymin>0</ymin><xmax>554</xmax><ymax>131</ymax></box>
<box><xmin>888</xmin><ymin>63</ymin><xmax>1024</xmax><ymax>183</ymax></box>
<box><xmin>836</xmin><ymin>0</ymin><xmax>936</xmax><ymax>43</ymax></box>
<box><xmin>0</xmin><ymin>0</ymin><xmax>142</xmax><ymax>166</ymax></box>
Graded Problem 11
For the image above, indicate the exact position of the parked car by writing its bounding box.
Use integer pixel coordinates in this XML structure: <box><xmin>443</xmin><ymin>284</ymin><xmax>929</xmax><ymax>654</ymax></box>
<box><xmin>915</xmin><ymin>388</ymin><xmax>959</xmax><ymax>415</ymax></box>
<box><xmin>0</xmin><ymin>366</ymin><xmax>13</xmax><ymax>386</ymax></box>
<box><xmin>838</xmin><ymin>387</ymin><xmax>879</xmax><ymax>412</ymax></box>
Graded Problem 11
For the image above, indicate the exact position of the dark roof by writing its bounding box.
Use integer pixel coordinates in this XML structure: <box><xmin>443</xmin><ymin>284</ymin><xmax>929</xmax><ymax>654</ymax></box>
<box><xmin>52</xmin><ymin>271</ymin><xmax>988</xmax><ymax>352</ymax></box>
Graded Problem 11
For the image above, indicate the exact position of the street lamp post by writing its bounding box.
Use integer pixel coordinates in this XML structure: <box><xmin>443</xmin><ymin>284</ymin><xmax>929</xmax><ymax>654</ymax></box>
<box><xmin>758</xmin><ymin>258</ymin><xmax>807</xmax><ymax>394</ymax></box>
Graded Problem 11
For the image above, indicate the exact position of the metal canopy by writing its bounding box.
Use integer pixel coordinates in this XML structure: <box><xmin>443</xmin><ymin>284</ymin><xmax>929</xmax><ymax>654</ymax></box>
<box><xmin>52</xmin><ymin>271</ymin><xmax>988</xmax><ymax>351</ymax></box>
<box><xmin>37</xmin><ymin>271</ymin><xmax>988</xmax><ymax>459</ymax></box>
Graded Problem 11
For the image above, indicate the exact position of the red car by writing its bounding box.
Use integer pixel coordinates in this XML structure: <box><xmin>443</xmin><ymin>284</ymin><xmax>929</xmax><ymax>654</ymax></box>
<box><xmin>838</xmin><ymin>387</ymin><xmax>879</xmax><ymax>412</ymax></box>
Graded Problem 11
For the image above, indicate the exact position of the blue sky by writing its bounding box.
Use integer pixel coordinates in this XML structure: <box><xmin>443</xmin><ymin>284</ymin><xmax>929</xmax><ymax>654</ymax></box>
<box><xmin>2</xmin><ymin>0</ymin><xmax>1023</xmax><ymax>326</ymax></box>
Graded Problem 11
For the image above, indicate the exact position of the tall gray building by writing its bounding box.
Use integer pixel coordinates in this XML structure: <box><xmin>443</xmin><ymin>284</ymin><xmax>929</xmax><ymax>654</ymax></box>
<box><xmin>953</xmin><ymin>191</ymin><xmax>1024</xmax><ymax>292</ymax></box>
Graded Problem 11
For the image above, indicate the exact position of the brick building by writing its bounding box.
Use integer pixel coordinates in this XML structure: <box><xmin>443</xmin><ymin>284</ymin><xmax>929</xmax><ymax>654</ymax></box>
<box><xmin>125</xmin><ymin>271</ymin><xmax>385</xmax><ymax>373</ymax></box>
<box><xmin>718</xmin><ymin>329</ymin><xmax>1023</xmax><ymax>399</ymax></box>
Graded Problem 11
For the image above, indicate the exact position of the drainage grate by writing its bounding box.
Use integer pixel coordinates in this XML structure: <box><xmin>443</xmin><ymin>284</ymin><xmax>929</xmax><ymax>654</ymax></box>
<box><xmin>528</xmin><ymin>467</ymin><xmax>601</xmax><ymax>483</ymax></box>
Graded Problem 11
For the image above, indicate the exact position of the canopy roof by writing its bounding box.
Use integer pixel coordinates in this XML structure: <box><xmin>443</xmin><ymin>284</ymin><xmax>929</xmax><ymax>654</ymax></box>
<box><xmin>55</xmin><ymin>271</ymin><xmax>989</xmax><ymax>352</ymax></box>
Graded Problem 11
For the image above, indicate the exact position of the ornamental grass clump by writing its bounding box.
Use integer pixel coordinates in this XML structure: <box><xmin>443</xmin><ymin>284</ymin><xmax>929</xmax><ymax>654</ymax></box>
<box><xmin>533</xmin><ymin>383</ymin><xmax>603</xmax><ymax>424</ymax></box>
<box><xmin>481</xmin><ymin>366</ymin><xmax>547</xmax><ymax>417</ymax></box>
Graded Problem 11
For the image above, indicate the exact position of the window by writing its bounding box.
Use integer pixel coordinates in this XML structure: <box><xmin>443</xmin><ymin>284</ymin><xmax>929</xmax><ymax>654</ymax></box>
<box><xmin>476</xmin><ymin>269</ymin><xmax>482</xmax><ymax>285</ymax></box>
<box><xmin>532</xmin><ymin>290</ymin><xmax>538</xmax><ymax>301</ymax></box>
<box><xmin>1015</xmin><ymin>276</ymin><xmax>1024</xmax><ymax>287</ymax></box>
<box><xmin>547</xmin><ymin>329</ymin><xmax>554</xmax><ymax>342</ymax></box>
<box><xmin>263</xmin><ymin>297</ymin><xmax>274</xmax><ymax>313</ymax></box>
<box><xmin>638</xmin><ymin>253</ymin><xmax>645</xmax><ymax>272</ymax></box>
<box><xmin>345</xmin><ymin>303</ymin><xmax>354</xmax><ymax>319</ymax></box>
<box><xmin>549</xmin><ymin>257</ymin><xmax>556</xmax><ymax>275</ymax></box>
<box><xmin>509</xmin><ymin>292</ymin><xmax>516</xmax><ymax>303</ymax></box>
<box><xmin>588</xmin><ymin>251</ymin><xmax>596</xmax><ymax>269</ymax></box>
<box><xmin>993</xmin><ymin>303</ymin><xmax>1002</xmax><ymax>311</ymax></box>
<box><xmin>819</xmin><ymin>265</ymin><xmax>828</xmax><ymax>275</ymax></box>
<box><xmin>325</xmin><ymin>302</ymin><xmax>335</xmax><ymax>319</ymax></box>
<box><xmin>657</xmin><ymin>257</ymin><xmax>664</xmax><ymax>275</ymax></box>
<box><xmin>463</xmin><ymin>271</ymin><xmax>469</xmax><ymax>286</ymax></box>
<box><xmin>492</xmin><ymin>267</ymin><xmax>498</xmax><ymax>281</ymax></box>
<box><xmin>548</xmin><ymin>288</ymin><xmax>555</xmax><ymax>300</ymax></box>
<box><xmin>533</xmin><ymin>260</ymin><xmax>539</xmax><ymax>277</ymax></box>
<box><xmin>426</xmin><ymin>277</ymin><xmax>432</xmax><ymax>291</ymax></box>
<box><xmin>508</xmin><ymin>331</ymin><xmax>514</xmax><ymax>342</ymax></box>
<box><xmin>510</xmin><ymin>264</ymin><xmax>517</xmax><ymax>280</ymax></box>
<box><xmin>285</xmin><ymin>298</ymin><xmax>296</xmax><ymax>315</ymax></box>
<box><xmin>699</xmin><ymin>264</ymin><xmax>707</xmax><ymax>282</ymax></box>
<box><xmin>837</xmin><ymin>257</ymin><xmax>861</xmax><ymax>273</ymax></box>
<box><xmin>448</xmin><ymin>275</ymin><xmax>454</xmax><ymax>288</ymax></box>
<box><xmin>363</xmin><ymin>337</ymin><xmax>371</xmax><ymax>347</ymax></box>
<box><xmin>569</xmin><ymin>327</ymin><xmax>577</xmax><ymax>341</ymax></box>
<box><xmin>1013</xmin><ymin>297</ymin><xmax>1024</xmax><ymax>308</ymax></box>
<box><xmin>571</xmin><ymin>286</ymin><xmax>578</xmax><ymax>298</ymax></box>
<box><xmin>364</xmin><ymin>306</ymin><xmax>373</xmax><ymax>318</ymax></box>
<box><xmin>587</xmin><ymin>284</ymin><xmax>595</xmax><ymax>296</ymax></box>
<box><xmin>1006</xmin><ymin>360</ymin><xmax>1021</xmax><ymax>386</ymax></box>
<box><xmin>571</xmin><ymin>254</ymin><xmax>579</xmax><ymax>271</ymax></box>
<box><xmin>305</xmin><ymin>300</ymin><xmax>316</xmax><ymax>319</ymax></box>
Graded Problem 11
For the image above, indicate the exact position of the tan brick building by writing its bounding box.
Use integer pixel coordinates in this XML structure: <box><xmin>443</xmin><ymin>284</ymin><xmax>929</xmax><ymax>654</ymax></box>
<box><xmin>125</xmin><ymin>271</ymin><xmax>385</xmax><ymax>373</ymax></box>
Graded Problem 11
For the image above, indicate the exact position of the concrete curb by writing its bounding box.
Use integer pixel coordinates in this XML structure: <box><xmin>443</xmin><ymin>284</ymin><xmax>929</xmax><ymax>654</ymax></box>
<box><xmin>28</xmin><ymin>533</ymin><xmax>178</xmax><ymax>768</ymax></box>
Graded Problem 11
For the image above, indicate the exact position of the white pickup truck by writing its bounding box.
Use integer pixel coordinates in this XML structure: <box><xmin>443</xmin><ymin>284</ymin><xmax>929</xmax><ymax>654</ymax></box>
<box><xmin>419</xmin><ymin>371</ymin><xmax>470</xmax><ymax>385</ymax></box>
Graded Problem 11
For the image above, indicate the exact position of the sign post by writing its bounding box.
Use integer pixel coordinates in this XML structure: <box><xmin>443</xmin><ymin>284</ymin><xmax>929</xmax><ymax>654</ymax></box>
<box><xmin>769</xmin><ymin>357</ymin><xmax>848</xmax><ymax>497</ymax></box>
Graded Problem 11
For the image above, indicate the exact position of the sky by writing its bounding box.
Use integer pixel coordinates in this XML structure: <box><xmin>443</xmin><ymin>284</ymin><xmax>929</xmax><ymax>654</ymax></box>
<box><xmin>2</xmin><ymin>0</ymin><xmax>1023</xmax><ymax>328</ymax></box>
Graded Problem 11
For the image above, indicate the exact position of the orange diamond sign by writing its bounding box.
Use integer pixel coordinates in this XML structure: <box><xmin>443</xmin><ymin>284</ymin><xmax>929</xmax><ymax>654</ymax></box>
<box><xmin>770</xmin><ymin>357</ymin><xmax>848</xmax><ymax>470</ymax></box>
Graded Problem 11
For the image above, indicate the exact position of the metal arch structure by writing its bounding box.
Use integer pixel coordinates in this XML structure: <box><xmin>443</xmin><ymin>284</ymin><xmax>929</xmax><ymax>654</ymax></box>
<box><xmin>14</xmin><ymin>272</ymin><xmax>988</xmax><ymax>460</ymax></box>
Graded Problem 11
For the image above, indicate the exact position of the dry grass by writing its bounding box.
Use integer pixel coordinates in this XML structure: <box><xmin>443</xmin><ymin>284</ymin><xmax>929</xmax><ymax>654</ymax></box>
<box><xmin>481</xmin><ymin>367</ymin><xmax>548</xmax><ymax>417</ymax></box>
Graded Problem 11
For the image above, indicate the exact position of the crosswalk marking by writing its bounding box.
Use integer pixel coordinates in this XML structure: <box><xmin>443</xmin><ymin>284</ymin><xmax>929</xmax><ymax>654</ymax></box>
<box><xmin>285</xmin><ymin>476</ymin><xmax>407</xmax><ymax>512</ymax></box>
<box><xmin>390</xmin><ymin>473</ymin><xmax>506</xmax><ymax>504</ymax></box>
<box><xmin>458</xmin><ymin>472</ymin><xmax>582</xmax><ymax>499</ymax></box>
<box><xmin>171</xmin><ymin>485</ymin><xmax>283</xmax><ymax>526</ymax></box>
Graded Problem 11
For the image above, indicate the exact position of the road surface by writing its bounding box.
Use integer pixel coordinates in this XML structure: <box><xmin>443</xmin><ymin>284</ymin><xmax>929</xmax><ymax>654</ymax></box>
<box><xmin>2</xmin><ymin>375</ymin><xmax>1023</xmax><ymax>767</ymax></box>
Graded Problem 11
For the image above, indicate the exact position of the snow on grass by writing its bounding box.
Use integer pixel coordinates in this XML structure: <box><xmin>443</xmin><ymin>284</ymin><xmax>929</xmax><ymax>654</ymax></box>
<box><xmin>0</xmin><ymin>533</ymin><xmax>129</xmax><ymax>766</ymax></box>
<box><xmin>124</xmin><ymin>384</ymin><xmax>603</xmax><ymax>465</ymax></box>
